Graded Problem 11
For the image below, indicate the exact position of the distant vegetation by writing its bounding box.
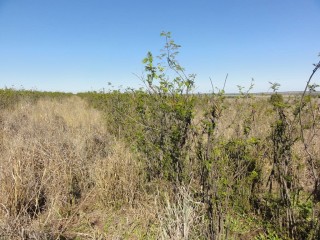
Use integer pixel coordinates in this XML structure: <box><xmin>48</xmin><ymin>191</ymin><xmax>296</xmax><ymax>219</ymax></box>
<box><xmin>0</xmin><ymin>88</ymin><xmax>73</xmax><ymax>110</ymax></box>
<box><xmin>0</xmin><ymin>33</ymin><xmax>319</xmax><ymax>239</ymax></box>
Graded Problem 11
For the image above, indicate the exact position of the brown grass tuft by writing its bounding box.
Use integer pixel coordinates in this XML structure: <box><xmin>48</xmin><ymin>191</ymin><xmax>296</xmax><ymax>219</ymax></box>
<box><xmin>0</xmin><ymin>97</ymin><xmax>148</xmax><ymax>239</ymax></box>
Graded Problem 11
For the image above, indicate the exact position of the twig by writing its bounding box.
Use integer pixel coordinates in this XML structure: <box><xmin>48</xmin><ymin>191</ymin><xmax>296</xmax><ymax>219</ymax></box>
<box><xmin>298</xmin><ymin>59</ymin><xmax>320</xmax><ymax>192</ymax></box>
<box><xmin>223</xmin><ymin>74</ymin><xmax>228</xmax><ymax>91</ymax></box>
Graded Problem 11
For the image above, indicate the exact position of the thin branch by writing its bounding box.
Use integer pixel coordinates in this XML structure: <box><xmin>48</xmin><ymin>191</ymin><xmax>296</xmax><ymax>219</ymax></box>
<box><xmin>223</xmin><ymin>74</ymin><xmax>228</xmax><ymax>91</ymax></box>
<box><xmin>298</xmin><ymin>59</ymin><xmax>320</xmax><ymax>185</ymax></box>
<box><xmin>209</xmin><ymin>77</ymin><xmax>214</xmax><ymax>93</ymax></box>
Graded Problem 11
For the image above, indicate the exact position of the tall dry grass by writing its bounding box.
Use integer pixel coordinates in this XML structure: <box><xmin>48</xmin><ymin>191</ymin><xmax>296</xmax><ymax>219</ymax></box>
<box><xmin>0</xmin><ymin>97</ymin><xmax>153</xmax><ymax>239</ymax></box>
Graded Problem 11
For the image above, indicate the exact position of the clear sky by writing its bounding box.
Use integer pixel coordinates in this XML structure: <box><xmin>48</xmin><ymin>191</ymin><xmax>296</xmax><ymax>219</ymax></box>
<box><xmin>0</xmin><ymin>0</ymin><xmax>319</xmax><ymax>93</ymax></box>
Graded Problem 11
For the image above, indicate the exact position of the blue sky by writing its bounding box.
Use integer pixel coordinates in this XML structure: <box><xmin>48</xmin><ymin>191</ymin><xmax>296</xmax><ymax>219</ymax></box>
<box><xmin>0</xmin><ymin>0</ymin><xmax>319</xmax><ymax>93</ymax></box>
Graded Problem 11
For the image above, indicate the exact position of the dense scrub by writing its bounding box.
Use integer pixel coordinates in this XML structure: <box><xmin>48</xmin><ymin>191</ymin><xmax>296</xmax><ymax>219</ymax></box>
<box><xmin>78</xmin><ymin>33</ymin><xmax>320</xmax><ymax>239</ymax></box>
<box><xmin>79</xmin><ymin>89</ymin><xmax>320</xmax><ymax>239</ymax></box>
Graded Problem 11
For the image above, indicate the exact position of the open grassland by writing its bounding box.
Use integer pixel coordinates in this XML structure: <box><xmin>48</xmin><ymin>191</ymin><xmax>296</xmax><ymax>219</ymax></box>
<box><xmin>0</xmin><ymin>89</ymin><xmax>320</xmax><ymax>239</ymax></box>
<box><xmin>0</xmin><ymin>94</ymin><xmax>156</xmax><ymax>239</ymax></box>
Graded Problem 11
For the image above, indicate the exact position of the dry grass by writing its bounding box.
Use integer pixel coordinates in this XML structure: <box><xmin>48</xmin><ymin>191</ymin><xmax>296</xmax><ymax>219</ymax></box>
<box><xmin>0</xmin><ymin>97</ymin><xmax>154</xmax><ymax>239</ymax></box>
<box><xmin>156</xmin><ymin>186</ymin><xmax>203</xmax><ymax>240</ymax></box>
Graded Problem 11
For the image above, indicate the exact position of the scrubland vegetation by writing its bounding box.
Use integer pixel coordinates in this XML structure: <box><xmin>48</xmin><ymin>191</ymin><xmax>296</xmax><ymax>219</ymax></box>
<box><xmin>1</xmin><ymin>33</ymin><xmax>320</xmax><ymax>239</ymax></box>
